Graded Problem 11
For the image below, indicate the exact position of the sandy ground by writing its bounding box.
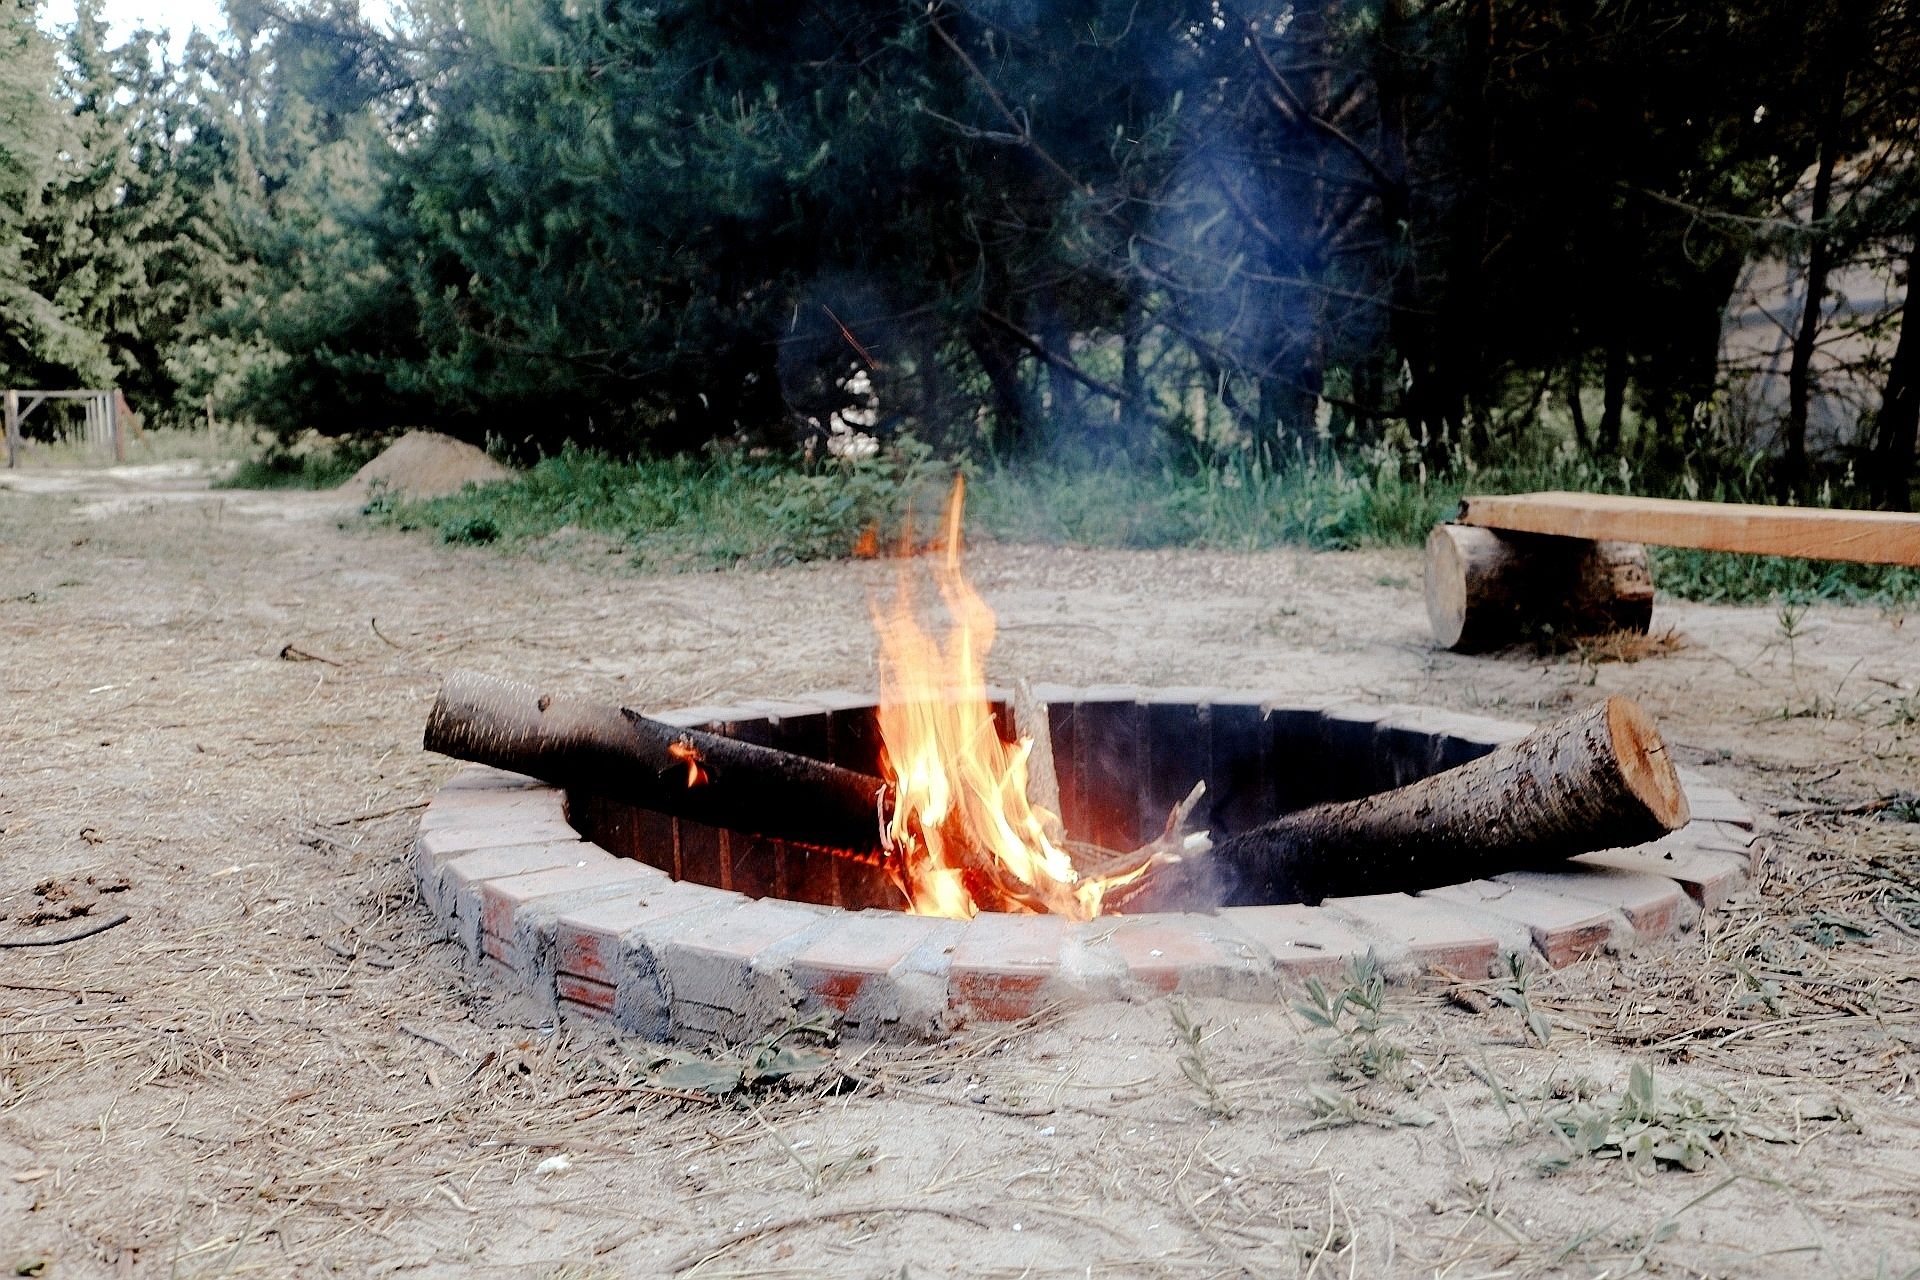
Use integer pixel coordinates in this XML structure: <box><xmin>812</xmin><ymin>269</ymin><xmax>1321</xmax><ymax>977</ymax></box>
<box><xmin>1</xmin><ymin>462</ymin><xmax>1917</xmax><ymax>1278</ymax></box>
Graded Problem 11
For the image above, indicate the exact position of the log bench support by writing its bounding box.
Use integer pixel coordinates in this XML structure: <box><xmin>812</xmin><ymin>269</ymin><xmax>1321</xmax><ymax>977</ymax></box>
<box><xmin>1425</xmin><ymin>490</ymin><xmax>1920</xmax><ymax>652</ymax></box>
<box><xmin>1424</xmin><ymin>524</ymin><xmax>1653</xmax><ymax>652</ymax></box>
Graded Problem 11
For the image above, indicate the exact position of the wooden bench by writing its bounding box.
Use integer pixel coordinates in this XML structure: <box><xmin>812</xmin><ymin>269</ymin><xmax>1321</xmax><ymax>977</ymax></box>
<box><xmin>1424</xmin><ymin>492</ymin><xmax>1920</xmax><ymax>651</ymax></box>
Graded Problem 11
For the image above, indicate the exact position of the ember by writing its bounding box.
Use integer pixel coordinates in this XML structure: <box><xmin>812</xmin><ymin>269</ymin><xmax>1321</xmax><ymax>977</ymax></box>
<box><xmin>667</xmin><ymin>739</ymin><xmax>708</xmax><ymax>788</ymax></box>
<box><xmin>872</xmin><ymin>479</ymin><xmax>1146</xmax><ymax>921</ymax></box>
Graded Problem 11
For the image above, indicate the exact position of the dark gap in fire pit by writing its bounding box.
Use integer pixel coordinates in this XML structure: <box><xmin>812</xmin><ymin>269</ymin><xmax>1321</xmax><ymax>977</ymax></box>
<box><xmin>565</xmin><ymin>693</ymin><xmax>1511</xmax><ymax>914</ymax></box>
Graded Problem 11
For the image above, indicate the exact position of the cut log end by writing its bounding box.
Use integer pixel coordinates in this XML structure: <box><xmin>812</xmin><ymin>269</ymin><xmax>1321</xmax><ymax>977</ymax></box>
<box><xmin>1603</xmin><ymin>694</ymin><xmax>1690</xmax><ymax>830</ymax></box>
<box><xmin>1425</xmin><ymin>523</ymin><xmax>1654</xmax><ymax>652</ymax></box>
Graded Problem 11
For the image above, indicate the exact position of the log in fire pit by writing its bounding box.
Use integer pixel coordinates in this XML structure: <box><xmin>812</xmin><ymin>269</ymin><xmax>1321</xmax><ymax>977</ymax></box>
<box><xmin>413</xmin><ymin>687</ymin><xmax>1757</xmax><ymax>1041</ymax></box>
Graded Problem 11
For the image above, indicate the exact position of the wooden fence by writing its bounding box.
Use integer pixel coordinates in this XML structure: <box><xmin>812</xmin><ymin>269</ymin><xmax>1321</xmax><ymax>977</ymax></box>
<box><xmin>3</xmin><ymin>389</ymin><xmax>127</xmax><ymax>468</ymax></box>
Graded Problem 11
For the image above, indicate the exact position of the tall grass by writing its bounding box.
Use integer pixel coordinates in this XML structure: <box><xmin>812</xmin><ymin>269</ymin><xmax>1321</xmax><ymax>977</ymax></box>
<box><xmin>362</xmin><ymin>442</ymin><xmax>1920</xmax><ymax>606</ymax></box>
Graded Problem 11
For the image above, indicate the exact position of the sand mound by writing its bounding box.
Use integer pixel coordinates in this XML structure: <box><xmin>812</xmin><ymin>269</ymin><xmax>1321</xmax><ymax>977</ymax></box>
<box><xmin>341</xmin><ymin>430</ymin><xmax>511</xmax><ymax>500</ymax></box>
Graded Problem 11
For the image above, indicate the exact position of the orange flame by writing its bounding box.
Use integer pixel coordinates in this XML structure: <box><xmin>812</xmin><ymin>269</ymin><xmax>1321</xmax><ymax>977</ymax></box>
<box><xmin>873</xmin><ymin>477</ymin><xmax>1141</xmax><ymax>920</ymax></box>
<box><xmin>852</xmin><ymin>520</ymin><xmax>881</xmax><ymax>559</ymax></box>
<box><xmin>668</xmin><ymin>739</ymin><xmax>708</xmax><ymax>788</ymax></box>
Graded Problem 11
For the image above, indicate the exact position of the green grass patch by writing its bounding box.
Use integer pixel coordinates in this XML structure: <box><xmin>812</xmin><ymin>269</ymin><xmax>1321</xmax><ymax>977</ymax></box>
<box><xmin>364</xmin><ymin>442</ymin><xmax>1919</xmax><ymax>607</ymax></box>
<box><xmin>363</xmin><ymin>443</ymin><xmax>953</xmax><ymax>570</ymax></box>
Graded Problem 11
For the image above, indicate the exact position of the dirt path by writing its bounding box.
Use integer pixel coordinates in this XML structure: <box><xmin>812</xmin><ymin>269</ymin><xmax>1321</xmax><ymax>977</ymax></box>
<box><xmin>2</xmin><ymin>464</ymin><xmax>1917</xmax><ymax>1278</ymax></box>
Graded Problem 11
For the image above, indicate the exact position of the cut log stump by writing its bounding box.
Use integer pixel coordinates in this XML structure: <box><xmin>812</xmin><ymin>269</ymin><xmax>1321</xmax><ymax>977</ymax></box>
<box><xmin>1425</xmin><ymin>523</ymin><xmax>1653</xmax><ymax>652</ymax></box>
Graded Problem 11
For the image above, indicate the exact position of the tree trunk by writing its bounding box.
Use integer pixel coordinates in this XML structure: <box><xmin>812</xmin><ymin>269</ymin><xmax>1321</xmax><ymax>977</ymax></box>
<box><xmin>1567</xmin><ymin>361</ymin><xmax>1590</xmax><ymax>451</ymax></box>
<box><xmin>1785</xmin><ymin>121</ymin><xmax>1840</xmax><ymax>494</ymax></box>
<box><xmin>1599</xmin><ymin>339</ymin><xmax>1626</xmax><ymax>453</ymax></box>
<box><xmin>424</xmin><ymin>672</ymin><xmax>889</xmax><ymax>857</ymax></box>
<box><xmin>969</xmin><ymin>329</ymin><xmax>1036</xmax><ymax>454</ymax></box>
<box><xmin>1424</xmin><ymin>523</ymin><xmax>1652</xmax><ymax>652</ymax></box>
<box><xmin>1871</xmin><ymin>238</ymin><xmax>1920</xmax><ymax>511</ymax></box>
<box><xmin>1120</xmin><ymin>284</ymin><xmax>1146</xmax><ymax>454</ymax></box>
<box><xmin>1116</xmin><ymin>696</ymin><xmax>1689</xmax><ymax>911</ymax></box>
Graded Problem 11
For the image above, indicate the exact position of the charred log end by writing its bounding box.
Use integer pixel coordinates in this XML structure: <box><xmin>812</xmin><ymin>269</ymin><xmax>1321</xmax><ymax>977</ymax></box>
<box><xmin>1603</xmin><ymin>694</ymin><xmax>1691</xmax><ymax>831</ymax></box>
<box><xmin>1425</xmin><ymin>523</ymin><xmax>1653</xmax><ymax>653</ymax></box>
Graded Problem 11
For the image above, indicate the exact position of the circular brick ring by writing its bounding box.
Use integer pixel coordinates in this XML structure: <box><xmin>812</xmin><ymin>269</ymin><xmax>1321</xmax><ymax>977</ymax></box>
<box><xmin>412</xmin><ymin>690</ymin><xmax>1760</xmax><ymax>1041</ymax></box>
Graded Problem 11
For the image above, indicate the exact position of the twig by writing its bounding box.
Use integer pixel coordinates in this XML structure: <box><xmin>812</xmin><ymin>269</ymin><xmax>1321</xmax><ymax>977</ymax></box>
<box><xmin>327</xmin><ymin>801</ymin><xmax>429</xmax><ymax>826</ymax></box>
<box><xmin>398</xmin><ymin>1022</ymin><xmax>467</xmax><ymax>1058</ymax></box>
<box><xmin>0</xmin><ymin>913</ymin><xmax>131</xmax><ymax>949</ymax></box>
<box><xmin>669</xmin><ymin>1202</ymin><xmax>992</xmax><ymax>1273</ymax></box>
<box><xmin>278</xmin><ymin>644</ymin><xmax>342</xmax><ymax>666</ymax></box>
<box><xmin>368</xmin><ymin>616</ymin><xmax>406</xmax><ymax>650</ymax></box>
<box><xmin>1773</xmin><ymin>796</ymin><xmax>1903</xmax><ymax>817</ymax></box>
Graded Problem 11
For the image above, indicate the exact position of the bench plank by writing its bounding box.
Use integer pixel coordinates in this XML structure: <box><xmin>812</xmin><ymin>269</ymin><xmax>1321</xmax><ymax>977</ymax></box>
<box><xmin>1456</xmin><ymin>492</ymin><xmax>1920</xmax><ymax>568</ymax></box>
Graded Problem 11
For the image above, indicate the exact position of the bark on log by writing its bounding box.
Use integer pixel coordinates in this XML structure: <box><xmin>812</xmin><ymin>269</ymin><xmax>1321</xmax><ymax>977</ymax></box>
<box><xmin>1425</xmin><ymin>523</ymin><xmax>1652</xmax><ymax>652</ymax></box>
<box><xmin>1114</xmin><ymin>696</ymin><xmax>1689</xmax><ymax>912</ymax></box>
<box><xmin>424</xmin><ymin>672</ymin><xmax>889</xmax><ymax>856</ymax></box>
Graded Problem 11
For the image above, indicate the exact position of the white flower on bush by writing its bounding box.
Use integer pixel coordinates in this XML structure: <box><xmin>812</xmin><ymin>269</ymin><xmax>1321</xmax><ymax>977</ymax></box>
<box><xmin>827</xmin><ymin>365</ymin><xmax>880</xmax><ymax>458</ymax></box>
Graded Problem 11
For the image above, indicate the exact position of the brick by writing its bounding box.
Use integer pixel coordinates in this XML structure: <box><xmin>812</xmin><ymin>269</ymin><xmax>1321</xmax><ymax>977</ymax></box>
<box><xmin>1673</xmin><ymin>774</ymin><xmax>1756</xmax><ymax>828</ymax></box>
<box><xmin>439</xmin><ymin>766</ymin><xmax>544</xmax><ymax>791</ymax></box>
<box><xmin>1495</xmin><ymin>867</ymin><xmax>1697</xmax><ymax>942</ymax></box>
<box><xmin>820</xmin><ymin>692</ymin><xmax>886</xmax><ymax>777</ymax></box>
<box><xmin>1142</xmin><ymin>699</ymin><xmax>1210</xmax><ymax>848</ymax></box>
<box><xmin>675</xmin><ymin>818</ymin><xmax>726</xmax><ymax>891</ymax></box>
<box><xmin>477</xmin><ymin>859</ymin><xmax>659</xmax><ymax>988</ymax></box>
<box><xmin>476</xmin><ymin>854</ymin><xmax>645</xmax><ymax>945</ymax></box>
<box><xmin>1313</xmin><ymin>703</ymin><xmax>1398</xmax><ymax>801</ymax></box>
<box><xmin>1370</xmin><ymin>706</ymin><xmax>1457</xmax><ymax>790</ymax></box>
<box><xmin>655</xmin><ymin>900</ymin><xmax>827</xmax><ymax>1038</ymax></box>
<box><xmin>415</xmin><ymin>818</ymin><xmax>580</xmax><ymax>863</ymax></box>
<box><xmin>420</xmin><ymin>786</ymin><xmax>567</xmax><ymax>833</ymax></box>
<box><xmin>556</xmin><ymin>973</ymin><xmax>616</xmax><ymax>1016</ymax></box>
<box><xmin>649</xmin><ymin>704</ymin><xmax>736</xmax><ymax>729</ymax></box>
<box><xmin>1321</xmin><ymin>892</ymin><xmax>1501</xmax><ymax>977</ymax></box>
<box><xmin>552</xmin><ymin>877</ymin><xmax>732</xmax><ymax>986</ymax></box>
<box><xmin>1034</xmin><ymin>688</ymin><xmax>1088</xmax><ymax>837</ymax></box>
<box><xmin>948</xmin><ymin>912</ymin><xmax>1072</xmax><ymax>1022</ymax></box>
<box><xmin>1416</xmin><ymin>709</ymin><xmax>1530</xmax><ymax>770</ymax></box>
<box><xmin>1219</xmin><ymin>903</ymin><xmax>1373</xmax><ymax>980</ymax></box>
<box><xmin>1420</xmin><ymin>880</ymin><xmax>1626</xmax><ymax>967</ymax></box>
<box><xmin>1204</xmin><ymin>697</ymin><xmax>1276</xmax><ymax>837</ymax></box>
<box><xmin>1699</xmin><ymin>820</ymin><xmax>1760</xmax><ymax>850</ymax></box>
<box><xmin>788</xmin><ymin>911</ymin><xmax>958</xmax><ymax>1014</ymax></box>
<box><xmin>1089</xmin><ymin>915</ymin><xmax>1261</xmax><ymax>995</ymax></box>
<box><xmin>1072</xmin><ymin>690</ymin><xmax>1146</xmax><ymax>851</ymax></box>
<box><xmin>1575</xmin><ymin>845</ymin><xmax>1748</xmax><ymax>910</ymax></box>
<box><xmin>435</xmin><ymin>841</ymin><xmax>588</xmax><ymax>941</ymax></box>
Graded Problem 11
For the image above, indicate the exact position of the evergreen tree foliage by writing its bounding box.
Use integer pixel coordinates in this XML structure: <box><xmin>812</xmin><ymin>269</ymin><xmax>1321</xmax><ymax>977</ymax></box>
<box><xmin>0</xmin><ymin>0</ymin><xmax>1912</xmax><ymax>502</ymax></box>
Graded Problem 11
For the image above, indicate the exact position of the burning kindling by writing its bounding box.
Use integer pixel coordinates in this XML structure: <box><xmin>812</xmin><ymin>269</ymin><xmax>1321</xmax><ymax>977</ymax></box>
<box><xmin>869</xmin><ymin>477</ymin><xmax>1152</xmax><ymax>920</ymax></box>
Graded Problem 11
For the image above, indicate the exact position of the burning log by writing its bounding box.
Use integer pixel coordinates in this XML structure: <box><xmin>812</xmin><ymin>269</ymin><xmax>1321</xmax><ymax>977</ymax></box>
<box><xmin>1111</xmin><ymin>696</ymin><xmax>1690</xmax><ymax>912</ymax></box>
<box><xmin>424</xmin><ymin>672</ymin><xmax>890</xmax><ymax>857</ymax></box>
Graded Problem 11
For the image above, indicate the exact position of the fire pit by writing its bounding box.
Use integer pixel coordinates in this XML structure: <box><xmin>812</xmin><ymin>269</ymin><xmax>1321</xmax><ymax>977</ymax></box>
<box><xmin>413</xmin><ymin>690</ymin><xmax>1757</xmax><ymax>1041</ymax></box>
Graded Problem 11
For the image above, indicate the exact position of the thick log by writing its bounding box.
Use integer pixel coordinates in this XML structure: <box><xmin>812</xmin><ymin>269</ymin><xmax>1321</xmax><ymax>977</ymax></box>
<box><xmin>1425</xmin><ymin>523</ymin><xmax>1652</xmax><ymax>652</ymax></box>
<box><xmin>1113</xmin><ymin>696</ymin><xmax>1689</xmax><ymax>912</ymax></box>
<box><xmin>424</xmin><ymin>672</ymin><xmax>889</xmax><ymax>856</ymax></box>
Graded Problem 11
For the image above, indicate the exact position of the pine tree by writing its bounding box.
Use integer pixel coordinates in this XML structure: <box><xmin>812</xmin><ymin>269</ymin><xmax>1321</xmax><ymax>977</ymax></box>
<box><xmin>0</xmin><ymin>0</ymin><xmax>106</xmax><ymax>388</ymax></box>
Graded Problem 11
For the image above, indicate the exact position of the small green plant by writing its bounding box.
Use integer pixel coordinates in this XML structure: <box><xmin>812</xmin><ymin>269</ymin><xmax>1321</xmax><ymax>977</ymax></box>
<box><xmin>645</xmin><ymin>1011</ymin><xmax>836</xmax><ymax>1099</ymax></box>
<box><xmin>1494</xmin><ymin>952</ymin><xmax>1552</xmax><ymax>1046</ymax></box>
<box><xmin>1169</xmin><ymin>1000</ymin><xmax>1237</xmax><ymax>1118</ymax></box>
<box><xmin>1294</xmin><ymin>955</ymin><xmax>1409</xmax><ymax>1085</ymax></box>
<box><xmin>438</xmin><ymin>513</ymin><xmax>500</xmax><ymax>545</ymax></box>
<box><xmin>1540</xmin><ymin>1063</ymin><xmax>1749</xmax><ymax>1174</ymax></box>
